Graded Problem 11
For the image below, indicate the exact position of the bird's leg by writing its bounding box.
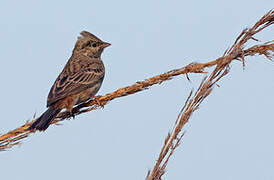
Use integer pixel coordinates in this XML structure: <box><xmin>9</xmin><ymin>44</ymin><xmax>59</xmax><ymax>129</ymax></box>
<box><xmin>65</xmin><ymin>105</ymin><xmax>75</xmax><ymax>119</ymax></box>
<box><xmin>70</xmin><ymin>111</ymin><xmax>76</xmax><ymax>119</ymax></box>
<box><xmin>93</xmin><ymin>95</ymin><xmax>104</xmax><ymax>108</ymax></box>
<box><xmin>64</xmin><ymin>95</ymin><xmax>77</xmax><ymax>119</ymax></box>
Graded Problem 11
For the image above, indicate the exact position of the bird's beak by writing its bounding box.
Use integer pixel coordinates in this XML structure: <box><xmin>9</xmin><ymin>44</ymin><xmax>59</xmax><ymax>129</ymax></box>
<box><xmin>102</xmin><ymin>42</ymin><xmax>111</xmax><ymax>48</ymax></box>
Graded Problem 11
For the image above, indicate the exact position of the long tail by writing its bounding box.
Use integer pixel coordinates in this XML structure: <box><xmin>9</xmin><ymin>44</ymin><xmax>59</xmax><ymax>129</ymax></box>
<box><xmin>29</xmin><ymin>106</ymin><xmax>61</xmax><ymax>131</ymax></box>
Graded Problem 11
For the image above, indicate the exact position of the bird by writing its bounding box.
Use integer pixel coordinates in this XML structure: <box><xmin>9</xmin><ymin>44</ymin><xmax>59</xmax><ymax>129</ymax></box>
<box><xmin>29</xmin><ymin>31</ymin><xmax>111</xmax><ymax>131</ymax></box>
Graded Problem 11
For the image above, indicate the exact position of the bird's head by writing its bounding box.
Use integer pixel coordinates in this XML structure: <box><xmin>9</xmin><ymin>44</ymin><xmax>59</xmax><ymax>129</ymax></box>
<box><xmin>73</xmin><ymin>31</ymin><xmax>111</xmax><ymax>58</ymax></box>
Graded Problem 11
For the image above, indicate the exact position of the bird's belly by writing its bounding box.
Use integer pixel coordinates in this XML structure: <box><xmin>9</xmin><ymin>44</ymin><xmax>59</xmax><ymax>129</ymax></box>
<box><xmin>76</xmin><ymin>83</ymin><xmax>102</xmax><ymax>104</ymax></box>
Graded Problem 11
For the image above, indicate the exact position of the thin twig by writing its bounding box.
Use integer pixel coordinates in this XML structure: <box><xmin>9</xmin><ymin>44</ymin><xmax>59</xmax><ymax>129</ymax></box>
<box><xmin>0</xmin><ymin>11</ymin><xmax>273</xmax><ymax>153</ymax></box>
<box><xmin>146</xmin><ymin>10</ymin><xmax>274</xmax><ymax>180</ymax></box>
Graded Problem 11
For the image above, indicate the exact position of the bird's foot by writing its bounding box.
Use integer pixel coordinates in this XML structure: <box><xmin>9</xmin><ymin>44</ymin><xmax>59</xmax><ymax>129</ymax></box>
<box><xmin>93</xmin><ymin>95</ymin><xmax>104</xmax><ymax>108</ymax></box>
<box><xmin>69</xmin><ymin>111</ymin><xmax>75</xmax><ymax>119</ymax></box>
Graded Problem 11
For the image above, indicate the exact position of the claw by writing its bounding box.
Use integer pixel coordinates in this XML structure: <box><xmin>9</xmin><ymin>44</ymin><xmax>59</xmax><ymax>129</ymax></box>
<box><xmin>93</xmin><ymin>95</ymin><xmax>104</xmax><ymax>108</ymax></box>
<box><xmin>69</xmin><ymin>111</ymin><xmax>75</xmax><ymax>119</ymax></box>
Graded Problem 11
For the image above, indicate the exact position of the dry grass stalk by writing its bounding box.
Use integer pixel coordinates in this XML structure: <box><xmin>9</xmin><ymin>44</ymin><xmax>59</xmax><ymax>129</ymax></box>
<box><xmin>0</xmin><ymin>10</ymin><xmax>273</xmax><ymax>153</ymax></box>
<box><xmin>146</xmin><ymin>10</ymin><xmax>274</xmax><ymax>180</ymax></box>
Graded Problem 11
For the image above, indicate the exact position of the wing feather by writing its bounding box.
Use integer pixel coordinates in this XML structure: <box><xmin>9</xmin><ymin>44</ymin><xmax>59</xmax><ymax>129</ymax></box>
<box><xmin>47</xmin><ymin>59</ymin><xmax>105</xmax><ymax>106</ymax></box>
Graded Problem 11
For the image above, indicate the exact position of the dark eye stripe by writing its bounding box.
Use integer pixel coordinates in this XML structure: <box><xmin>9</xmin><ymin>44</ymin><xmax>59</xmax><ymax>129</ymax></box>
<box><xmin>81</xmin><ymin>41</ymin><xmax>91</xmax><ymax>49</ymax></box>
<box><xmin>86</xmin><ymin>41</ymin><xmax>91</xmax><ymax>47</ymax></box>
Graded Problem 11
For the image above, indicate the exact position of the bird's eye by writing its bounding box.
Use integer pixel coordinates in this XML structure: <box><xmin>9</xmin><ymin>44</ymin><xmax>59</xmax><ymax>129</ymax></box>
<box><xmin>92</xmin><ymin>42</ymin><xmax>97</xmax><ymax>47</ymax></box>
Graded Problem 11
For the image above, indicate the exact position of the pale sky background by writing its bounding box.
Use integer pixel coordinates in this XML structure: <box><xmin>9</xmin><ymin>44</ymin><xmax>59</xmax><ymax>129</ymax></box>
<box><xmin>0</xmin><ymin>1</ymin><xmax>273</xmax><ymax>179</ymax></box>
